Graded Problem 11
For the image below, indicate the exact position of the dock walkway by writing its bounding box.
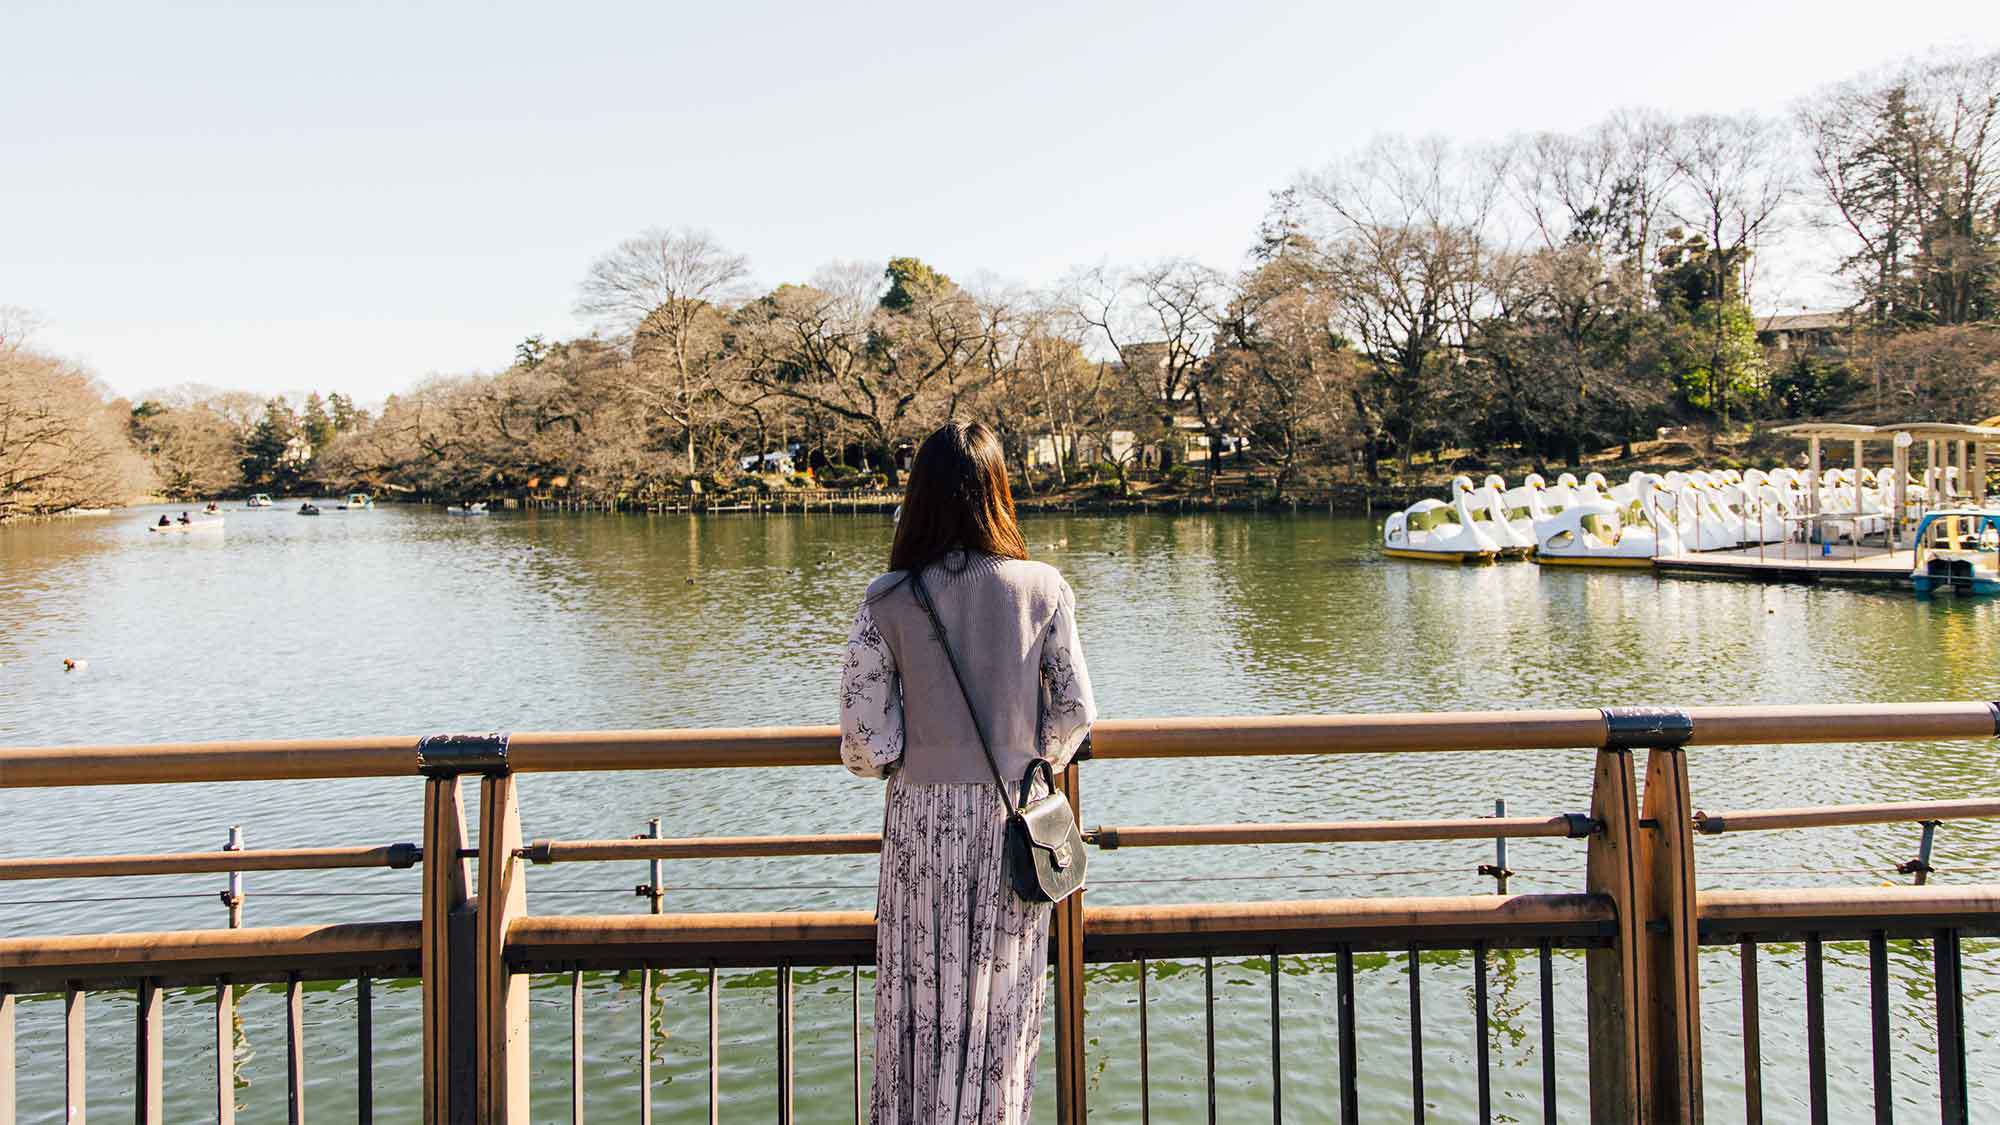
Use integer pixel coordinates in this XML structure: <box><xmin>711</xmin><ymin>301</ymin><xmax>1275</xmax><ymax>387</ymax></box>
<box><xmin>1654</xmin><ymin>543</ymin><xmax>1913</xmax><ymax>585</ymax></box>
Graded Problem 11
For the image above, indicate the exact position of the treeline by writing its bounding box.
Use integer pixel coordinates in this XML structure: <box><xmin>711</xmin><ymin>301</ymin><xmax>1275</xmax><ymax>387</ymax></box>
<box><xmin>0</xmin><ymin>310</ymin><xmax>152</xmax><ymax>518</ymax></box>
<box><xmin>5</xmin><ymin>50</ymin><xmax>1997</xmax><ymax>517</ymax></box>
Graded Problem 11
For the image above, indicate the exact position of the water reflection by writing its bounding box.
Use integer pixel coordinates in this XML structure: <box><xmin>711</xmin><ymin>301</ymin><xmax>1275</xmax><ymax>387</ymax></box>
<box><xmin>2</xmin><ymin>506</ymin><xmax>1996</xmax><ymax>1120</ymax></box>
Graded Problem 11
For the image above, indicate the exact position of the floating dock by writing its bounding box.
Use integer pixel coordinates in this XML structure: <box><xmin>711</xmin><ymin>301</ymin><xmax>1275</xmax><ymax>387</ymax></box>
<box><xmin>1653</xmin><ymin>544</ymin><xmax>1913</xmax><ymax>586</ymax></box>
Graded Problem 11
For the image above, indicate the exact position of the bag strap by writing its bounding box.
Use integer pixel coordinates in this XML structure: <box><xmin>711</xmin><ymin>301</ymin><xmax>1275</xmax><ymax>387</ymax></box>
<box><xmin>908</xmin><ymin>567</ymin><xmax>1020</xmax><ymax>817</ymax></box>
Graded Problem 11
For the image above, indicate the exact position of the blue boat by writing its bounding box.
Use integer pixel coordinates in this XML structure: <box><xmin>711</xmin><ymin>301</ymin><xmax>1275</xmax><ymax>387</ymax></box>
<box><xmin>1910</xmin><ymin>509</ymin><xmax>2000</xmax><ymax>596</ymax></box>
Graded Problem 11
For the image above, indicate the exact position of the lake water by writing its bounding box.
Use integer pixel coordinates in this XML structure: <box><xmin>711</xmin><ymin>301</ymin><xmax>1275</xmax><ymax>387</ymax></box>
<box><xmin>2</xmin><ymin>504</ymin><xmax>1996</xmax><ymax>1121</ymax></box>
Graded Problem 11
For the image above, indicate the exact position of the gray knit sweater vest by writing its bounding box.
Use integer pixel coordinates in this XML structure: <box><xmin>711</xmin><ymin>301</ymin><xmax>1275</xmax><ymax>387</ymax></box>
<box><xmin>864</xmin><ymin>551</ymin><xmax>1074</xmax><ymax>786</ymax></box>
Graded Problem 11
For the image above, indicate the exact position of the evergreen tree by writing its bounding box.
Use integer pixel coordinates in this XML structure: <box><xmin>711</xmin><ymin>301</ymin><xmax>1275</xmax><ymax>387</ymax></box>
<box><xmin>301</xmin><ymin>392</ymin><xmax>336</xmax><ymax>450</ymax></box>
<box><xmin>327</xmin><ymin>392</ymin><xmax>364</xmax><ymax>432</ymax></box>
<box><xmin>879</xmin><ymin>257</ymin><xmax>954</xmax><ymax>311</ymax></box>
<box><xmin>240</xmin><ymin>397</ymin><xmax>302</xmax><ymax>489</ymax></box>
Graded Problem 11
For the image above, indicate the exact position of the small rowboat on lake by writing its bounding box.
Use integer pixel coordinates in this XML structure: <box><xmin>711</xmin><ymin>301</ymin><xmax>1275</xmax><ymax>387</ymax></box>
<box><xmin>147</xmin><ymin>518</ymin><xmax>225</xmax><ymax>534</ymax></box>
<box><xmin>446</xmin><ymin>503</ymin><xmax>489</xmax><ymax>516</ymax></box>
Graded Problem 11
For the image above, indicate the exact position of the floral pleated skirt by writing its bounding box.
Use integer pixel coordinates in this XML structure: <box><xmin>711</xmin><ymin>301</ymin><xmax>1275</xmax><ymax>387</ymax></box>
<box><xmin>871</xmin><ymin>775</ymin><xmax>1051</xmax><ymax>1124</ymax></box>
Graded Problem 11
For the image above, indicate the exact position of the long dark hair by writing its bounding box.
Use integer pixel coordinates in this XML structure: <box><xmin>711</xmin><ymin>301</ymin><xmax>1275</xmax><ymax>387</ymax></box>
<box><xmin>888</xmin><ymin>421</ymin><xmax>1028</xmax><ymax>575</ymax></box>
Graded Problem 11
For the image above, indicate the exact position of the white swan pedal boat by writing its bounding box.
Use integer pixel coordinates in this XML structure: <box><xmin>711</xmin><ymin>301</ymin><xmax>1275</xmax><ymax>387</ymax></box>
<box><xmin>1533</xmin><ymin>500</ymin><xmax>1678</xmax><ymax>568</ymax></box>
<box><xmin>1382</xmin><ymin>494</ymin><xmax>1502</xmax><ymax>563</ymax></box>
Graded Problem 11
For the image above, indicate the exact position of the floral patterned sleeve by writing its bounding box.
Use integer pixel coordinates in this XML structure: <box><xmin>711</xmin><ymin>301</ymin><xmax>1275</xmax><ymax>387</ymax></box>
<box><xmin>1039</xmin><ymin>583</ymin><xmax>1098</xmax><ymax>769</ymax></box>
<box><xmin>839</xmin><ymin>601</ymin><xmax>904</xmax><ymax>780</ymax></box>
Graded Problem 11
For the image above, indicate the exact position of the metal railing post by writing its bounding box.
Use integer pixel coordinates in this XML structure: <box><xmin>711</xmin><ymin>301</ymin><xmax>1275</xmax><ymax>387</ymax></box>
<box><xmin>1053</xmin><ymin>758</ymin><xmax>1088</xmax><ymax>1125</ymax></box>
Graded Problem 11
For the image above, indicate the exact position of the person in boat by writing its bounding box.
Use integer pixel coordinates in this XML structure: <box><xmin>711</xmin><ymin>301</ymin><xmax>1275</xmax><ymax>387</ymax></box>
<box><xmin>177</xmin><ymin>511</ymin><xmax>191</xmax><ymax>525</ymax></box>
<box><xmin>157</xmin><ymin>514</ymin><xmax>171</xmax><ymax>527</ymax></box>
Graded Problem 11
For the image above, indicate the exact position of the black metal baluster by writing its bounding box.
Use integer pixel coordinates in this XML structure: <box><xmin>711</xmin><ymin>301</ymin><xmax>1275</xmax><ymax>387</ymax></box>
<box><xmin>1336</xmin><ymin>944</ymin><xmax>1358</xmax><ymax>1125</ymax></box>
<box><xmin>1806</xmin><ymin>934</ymin><xmax>1828</xmax><ymax>1125</ymax></box>
<box><xmin>1409</xmin><ymin>943</ymin><xmax>1425</xmax><ymax>1125</ymax></box>
<box><xmin>357</xmin><ymin>975</ymin><xmax>374</xmax><ymax>1125</ymax></box>
<box><xmin>1539</xmin><ymin>941</ymin><xmax>1556</xmax><ymax>1125</ymax></box>
<box><xmin>1741</xmin><ymin>940</ymin><xmax>1762</xmax><ymax>1125</ymax></box>
<box><xmin>852</xmin><ymin>966</ymin><xmax>862</xmax><ymax>1125</ymax></box>
<box><xmin>1935</xmin><ymin>928</ymin><xmax>1967</xmax><ymax>1125</ymax></box>
<box><xmin>571</xmin><ymin>971</ymin><xmax>585</xmax><ymax>1123</ymax></box>
<box><xmin>1204</xmin><ymin>955</ymin><xmax>1217</xmax><ymax>1125</ymax></box>
<box><xmin>777</xmin><ymin>962</ymin><xmax>794</xmax><ymax>1125</ymax></box>
<box><xmin>286</xmin><ymin>972</ymin><xmax>304</xmax><ymax>1125</ymax></box>
<box><xmin>1869</xmin><ymin>931</ymin><xmax>1893</xmax><ymax>1124</ymax></box>
<box><xmin>708</xmin><ymin>967</ymin><xmax>720</xmax><ymax>1125</ymax></box>
<box><xmin>1137</xmin><ymin>957</ymin><xmax>1151</xmax><ymax>1125</ymax></box>
<box><xmin>1475</xmin><ymin>941</ymin><xmax>1491</xmax><ymax>1125</ymax></box>
<box><xmin>1269</xmin><ymin>950</ymin><xmax>1282</xmax><ymax>1124</ymax></box>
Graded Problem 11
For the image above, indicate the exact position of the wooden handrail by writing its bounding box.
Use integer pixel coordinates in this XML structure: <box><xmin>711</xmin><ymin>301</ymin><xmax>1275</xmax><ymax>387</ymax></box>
<box><xmin>0</xmin><ymin>921</ymin><xmax>421</xmax><ymax>972</ymax></box>
<box><xmin>2</xmin><ymin>701</ymin><xmax>1992</xmax><ymax>788</ymax></box>
<box><xmin>1695</xmin><ymin>797</ymin><xmax>2000</xmax><ymax>834</ymax></box>
<box><xmin>1086</xmin><ymin>814</ymin><xmax>1590</xmax><ymax>848</ymax></box>
<box><xmin>0</xmin><ymin>844</ymin><xmax>420</xmax><ymax>881</ymax></box>
<box><xmin>1699</xmin><ymin>884</ymin><xmax>2000</xmax><ymax>926</ymax></box>
<box><xmin>522</xmin><ymin>833</ymin><xmax>879</xmax><ymax>863</ymax></box>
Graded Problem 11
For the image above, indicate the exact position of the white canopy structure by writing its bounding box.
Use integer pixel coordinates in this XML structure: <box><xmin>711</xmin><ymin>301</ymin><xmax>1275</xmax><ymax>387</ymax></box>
<box><xmin>1772</xmin><ymin>421</ymin><xmax>1999</xmax><ymax>545</ymax></box>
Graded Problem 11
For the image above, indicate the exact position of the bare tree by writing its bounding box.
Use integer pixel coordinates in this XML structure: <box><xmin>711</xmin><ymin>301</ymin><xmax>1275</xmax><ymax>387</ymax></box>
<box><xmin>1505</xmin><ymin>109</ymin><xmax>1681</xmax><ymax>302</ymax></box>
<box><xmin>1799</xmin><ymin>50</ymin><xmax>2000</xmax><ymax>328</ymax></box>
<box><xmin>0</xmin><ymin>345</ymin><xmax>152</xmax><ymax>518</ymax></box>
<box><xmin>1669</xmin><ymin>113</ymin><xmax>1797</xmax><ymax>427</ymax></box>
<box><xmin>577</xmin><ymin>227</ymin><xmax>752</xmax><ymax>474</ymax></box>
<box><xmin>1068</xmin><ymin>260</ymin><xmax>1228</xmax><ymax>480</ymax></box>
<box><xmin>736</xmin><ymin>270</ymin><xmax>974</xmax><ymax>487</ymax></box>
<box><xmin>1299</xmin><ymin>136</ymin><xmax>1498</xmax><ymax>474</ymax></box>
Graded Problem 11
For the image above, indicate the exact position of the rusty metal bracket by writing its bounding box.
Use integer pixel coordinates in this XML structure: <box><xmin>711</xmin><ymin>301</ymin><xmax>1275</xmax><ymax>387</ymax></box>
<box><xmin>1600</xmin><ymin>707</ymin><xmax>1694</xmax><ymax>751</ymax></box>
<box><xmin>1900</xmin><ymin>819</ymin><xmax>1942</xmax><ymax>885</ymax></box>
<box><xmin>416</xmin><ymin>732</ymin><xmax>511</xmax><ymax>777</ymax></box>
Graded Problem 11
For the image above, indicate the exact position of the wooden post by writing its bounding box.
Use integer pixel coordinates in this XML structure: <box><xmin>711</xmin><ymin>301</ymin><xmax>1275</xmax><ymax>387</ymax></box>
<box><xmin>478</xmin><ymin>773</ymin><xmax>531</xmax><ymax>1123</ymax></box>
<box><xmin>421</xmin><ymin>774</ymin><xmax>473</xmax><ymax>1123</ymax></box>
<box><xmin>1585</xmin><ymin>738</ymin><xmax>1643</xmax><ymax>1123</ymax></box>
<box><xmin>1894</xmin><ymin>442</ymin><xmax>1910</xmax><ymax>548</ymax></box>
<box><xmin>1807</xmin><ymin>437</ymin><xmax>1822</xmax><ymax>517</ymax></box>
<box><xmin>1638</xmin><ymin>739</ymin><xmax>1702</xmax><ymax>1121</ymax></box>
<box><xmin>1589</xmin><ymin>707</ymin><xmax>1700</xmax><ymax>1125</ymax></box>
<box><xmin>215</xmin><ymin>980</ymin><xmax>236</xmax><ymax>1125</ymax></box>
<box><xmin>1052</xmin><ymin>760</ymin><xmax>1087</xmax><ymax>1125</ymax></box>
<box><xmin>64</xmin><ymin>986</ymin><xmax>84</xmax><ymax>1124</ymax></box>
<box><xmin>136</xmin><ymin>979</ymin><xmax>164</xmax><ymax>1124</ymax></box>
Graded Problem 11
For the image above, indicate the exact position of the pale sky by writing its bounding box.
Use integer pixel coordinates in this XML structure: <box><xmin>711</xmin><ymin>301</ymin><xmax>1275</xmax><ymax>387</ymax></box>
<box><xmin>6</xmin><ymin>0</ymin><xmax>1997</xmax><ymax>402</ymax></box>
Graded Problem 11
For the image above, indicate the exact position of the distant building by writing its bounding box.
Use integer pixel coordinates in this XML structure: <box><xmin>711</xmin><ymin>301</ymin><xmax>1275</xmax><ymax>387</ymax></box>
<box><xmin>1756</xmin><ymin>310</ymin><xmax>1854</xmax><ymax>353</ymax></box>
<box><xmin>280</xmin><ymin>434</ymin><xmax>315</xmax><ymax>468</ymax></box>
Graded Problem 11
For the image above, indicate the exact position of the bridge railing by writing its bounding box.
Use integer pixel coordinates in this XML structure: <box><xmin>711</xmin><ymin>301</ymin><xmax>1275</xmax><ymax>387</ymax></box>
<box><xmin>0</xmin><ymin>702</ymin><xmax>1996</xmax><ymax>1123</ymax></box>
